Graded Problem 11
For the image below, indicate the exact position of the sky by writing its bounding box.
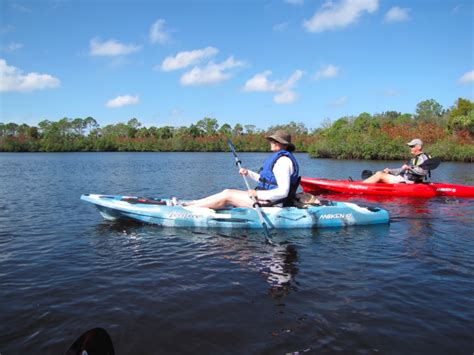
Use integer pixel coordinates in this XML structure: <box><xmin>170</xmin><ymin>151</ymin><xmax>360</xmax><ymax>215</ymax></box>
<box><xmin>0</xmin><ymin>0</ymin><xmax>473</xmax><ymax>130</ymax></box>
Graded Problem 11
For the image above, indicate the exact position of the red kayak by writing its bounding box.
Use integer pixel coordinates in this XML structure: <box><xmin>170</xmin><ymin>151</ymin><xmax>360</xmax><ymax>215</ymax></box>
<box><xmin>300</xmin><ymin>177</ymin><xmax>474</xmax><ymax>198</ymax></box>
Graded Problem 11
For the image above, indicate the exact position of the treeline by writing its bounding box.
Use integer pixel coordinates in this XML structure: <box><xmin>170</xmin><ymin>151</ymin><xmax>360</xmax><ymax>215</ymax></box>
<box><xmin>308</xmin><ymin>98</ymin><xmax>474</xmax><ymax>162</ymax></box>
<box><xmin>0</xmin><ymin>117</ymin><xmax>313</xmax><ymax>153</ymax></box>
<box><xmin>1</xmin><ymin>98</ymin><xmax>473</xmax><ymax>161</ymax></box>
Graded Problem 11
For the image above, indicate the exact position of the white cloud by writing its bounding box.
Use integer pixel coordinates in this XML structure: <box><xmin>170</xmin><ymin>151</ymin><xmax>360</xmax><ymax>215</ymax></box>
<box><xmin>0</xmin><ymin>58</ymin><xmax>60</xmax><ymax>93</ymax></box>
<box><xmin>1</xmin><ymin>42</ymin><xmax>23</xmax><ymax>52</ymax></box>
<box><xmin>106</xmin><ymin>95</ymin><xmax>140</xmax><ymax>108</ymax></box>
<box><xmin>89</xmin><ymin>38</ymin><xmax>142</xmax><ymax>56</ymax></box>
<box><xmin>243</xmin><ymin>70</ymin><xmax>279</xmax><ymax>92</ymax></box>
<box><xmin>303</xmin><ymin>0</ymin><xmax>378</xmax><ymax>33</ymax></box>
<box><xmin>314</xmin><ymin>64</ymin><xmax>339</xmax><ymax>80</ymax></box>
<box><xmin>280</xmin><ymin>70</ymin><xmax>304</xmax><ymax>91</ymax></box>
<box><xmin>243</xmin><ymin>70</ymin><xmax>303</xmax><ymax>104</ymax></box>
<box><xmin>384</xmin><ymin>6</ymin><xmax>410</xmax><ymax>23</ymax></box>
<box><xmin>458</xmin><ymin>70</ymin><xmax>474</xmax><ymax>84</ymax></box>
<box><xmin>274</xmin><ymin>91</ymin><xmax>297</xmax><ymax>104</ymax></box>
<box><xmin>329</xmin><ymin>96</ymin><xmax>348</xmax><ymax>107</ymax></box>
<box><xmin>180</xmin><ymin>56</ymin><xmax>245</xmax><ymax>86</ymax></box>
<box><xmin>159</xmin><ymin>47</ymin><xmax>219</xmax><ymax>71</ymax></box>
<box><xmin>150</xmin><ymin>19</ymin><xmax>171</xmax><ymax>44</ymax></box>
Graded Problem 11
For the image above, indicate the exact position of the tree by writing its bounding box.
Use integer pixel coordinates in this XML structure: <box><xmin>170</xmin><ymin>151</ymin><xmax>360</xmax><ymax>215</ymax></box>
<box><xmin>188</xmin><ymin>124</ymin><xmax>203</xmax><ymax>138</ymax></box>
<box><xmin>232</xmin><ymin>123</ymin><xmax>243</xmax><ymax>136</ymax></box>
<box><xmin>4</xmin><ymin>122</ymin><xmax>19</xmax><ymax>136</ymax></box>
<box><xmin>218</xmin><ymin>123</ymin><xmax>232</xmax><ymax>136</ymax></box>
<box><xmin>71</xmin><ymin>118</ymin><xmax>86</xmax><ymax>136</ymax></box>
<box><xmin>127</xmin><ymin>118</ymin><xmax>141</xmax><ymax>138</ymax></box>
<box><xmin>244</xmin><ymin>124</ymin><xmax>256</xmax><ymax>134</ymax></box>
<box><xmin>353</xmin><ymin>112</ymin><xmax>376</xmax><ymax>131</ymax></box>
<box><xmin>196</xmin><ymin>117</ymin><xmax>218</xmax><ymax>136</ymax></box>
<box><xmin>156</xmin><ymin>126</ymin><xmax>174</xmax><ymax>139</ymax></box>
<box><xmin>415</xmin><ymin>99</ymin><xmax>443</xmax><ymax>122</ymax></box>
<box><xmin>84</xmin><ymin>117</ymin><xmax>99</xmax><ymax>136</ymax></box>
<box><xmin>267</xmin><ymin>121</ymin><xmax>308</xmax><ymax>135</ymax></box>
<box><xmin>38</xmin><ymin>120</ymin><xmax>52</xmax><ymax>135</ymax></box>
<box><xmin>449</xmin><ymin>98</ymin><xmax>474</xmax><ymax>118</ymax></box>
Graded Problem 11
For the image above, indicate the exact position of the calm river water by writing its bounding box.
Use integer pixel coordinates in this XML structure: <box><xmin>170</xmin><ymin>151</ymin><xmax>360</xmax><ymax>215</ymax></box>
<box><xmin>1</xmin><ymin>152</ymin><xmax>473</xmax><ymax>354</ymax></box>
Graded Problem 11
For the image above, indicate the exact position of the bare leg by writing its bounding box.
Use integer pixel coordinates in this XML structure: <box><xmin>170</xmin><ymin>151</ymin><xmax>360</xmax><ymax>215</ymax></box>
<box><xmin>185</xmin><ymin>189</ymin><xmax>254</xmax><ymax>209</ymax></box>
<box><xmin>363</xmin><ymin>171</ymin><xmax>394</xmax><ymax>183</ymax></box>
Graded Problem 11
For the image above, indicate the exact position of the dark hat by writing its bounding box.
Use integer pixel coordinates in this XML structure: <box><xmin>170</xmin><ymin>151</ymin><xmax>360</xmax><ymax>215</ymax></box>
<box><xmin>266</xmin><ymin>130</ymin><xmax>295</xmax><ymax>151</ymax></box>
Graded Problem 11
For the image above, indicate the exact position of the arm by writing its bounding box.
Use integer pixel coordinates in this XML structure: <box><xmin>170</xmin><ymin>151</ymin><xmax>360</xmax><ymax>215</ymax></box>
<box><xmin>256</xmin><ymin>157</ymin><xmax>293</xmax><ymax>202</ymax></box>
<box><xmin>246</xmin><ymin>170</ymin><xmax>260</xmax><ymax>182</ymax></box>
<box><xmin>240</xmin><ymin>168</ymin><xmax>260</xmax><ymax>182</ymax></box>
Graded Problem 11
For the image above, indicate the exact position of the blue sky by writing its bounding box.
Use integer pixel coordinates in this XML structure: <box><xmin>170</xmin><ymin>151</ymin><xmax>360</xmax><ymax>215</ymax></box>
<box><xmin>1</xmin><ymin>0</ymin><xmax>473</xmax><ymax>130</ymax></box>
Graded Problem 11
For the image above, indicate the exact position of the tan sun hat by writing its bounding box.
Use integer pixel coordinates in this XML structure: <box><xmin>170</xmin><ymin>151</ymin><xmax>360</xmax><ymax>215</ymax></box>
<box><xmin>266</xmin><ymin>130</ymin><xmax>295</xmax><ymax>151</ymax></box>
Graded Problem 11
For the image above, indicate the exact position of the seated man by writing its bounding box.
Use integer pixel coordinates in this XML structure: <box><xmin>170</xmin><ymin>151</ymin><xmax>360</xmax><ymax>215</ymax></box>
<box><xmin>363</xmin><ymin>138</ymin><xmax>430</xmax><ymax>184</ymax></box>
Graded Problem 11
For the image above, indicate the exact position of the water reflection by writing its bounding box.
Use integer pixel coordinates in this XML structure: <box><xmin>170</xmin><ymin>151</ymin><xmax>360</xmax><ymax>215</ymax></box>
<box><xmin>92</xmin><ymin>221</ymin><xmax>301</xmax><ymax>299</ymax></box>
<box><xmin>205</xmin><ymin>231</ymin><xmax>300</xmax><ymax>299</ymax></box>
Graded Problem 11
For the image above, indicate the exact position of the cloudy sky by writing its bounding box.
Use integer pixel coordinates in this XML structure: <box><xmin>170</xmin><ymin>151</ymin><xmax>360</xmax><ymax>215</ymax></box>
<box><xmin>1</xmin><ymin>0</ymin><xmax>473</xmax><ymax>129</ymax></box>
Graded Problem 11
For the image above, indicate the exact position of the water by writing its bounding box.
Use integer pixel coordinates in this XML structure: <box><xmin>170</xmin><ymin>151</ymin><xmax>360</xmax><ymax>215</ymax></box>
<box><xmin>0</xmin><ymin>152</ymin><xmax>473</xmax><ymax>354</ymax></box>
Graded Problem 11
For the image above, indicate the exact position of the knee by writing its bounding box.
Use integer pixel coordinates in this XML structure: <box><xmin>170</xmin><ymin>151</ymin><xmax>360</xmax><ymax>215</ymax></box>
<box><xmin>221</xmin><ymin>189</ymin><xmax>234</xmax><ymax>198</ymax></box>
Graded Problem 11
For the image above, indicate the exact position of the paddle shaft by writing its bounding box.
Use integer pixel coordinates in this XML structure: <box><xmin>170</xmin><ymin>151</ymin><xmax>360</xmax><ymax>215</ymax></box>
<box><xmin>227</xmin><ymin>139</ymin><xmax>271</xmax><ymax>239</ymax></box>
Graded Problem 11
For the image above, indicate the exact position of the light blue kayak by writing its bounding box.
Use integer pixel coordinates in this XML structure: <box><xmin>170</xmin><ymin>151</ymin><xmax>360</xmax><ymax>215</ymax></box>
<box><xmin>81</xmin><ymin>194</ymin><xmax>389</xmax><ymax>228</ymax></box>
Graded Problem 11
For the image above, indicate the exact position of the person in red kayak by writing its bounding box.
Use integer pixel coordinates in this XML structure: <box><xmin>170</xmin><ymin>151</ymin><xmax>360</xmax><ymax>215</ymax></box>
<box><xmin>183</xmin><ymin>130</ymin><xmax>300</xmax><ymax>209</ymax></box>
<box><xmin>363</xmin><ymin>138</ymin><xmax>430</xmax><ymax>184</ymax></box>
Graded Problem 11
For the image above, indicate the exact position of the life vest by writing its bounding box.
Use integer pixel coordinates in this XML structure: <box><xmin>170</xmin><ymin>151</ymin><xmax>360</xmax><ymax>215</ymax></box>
<box><xmin>403</xmin><ymin>152</ymin><xmax>431</xmax><ymax>182</ymax></box>
<box><xmin>256</xmin><ymin>150</ymin><xmax>300</xmax><ymax>206</ymax></box>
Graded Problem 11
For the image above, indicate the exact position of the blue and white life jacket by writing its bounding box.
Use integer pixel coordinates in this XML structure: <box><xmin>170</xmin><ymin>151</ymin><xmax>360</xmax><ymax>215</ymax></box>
<box><xmin>256</xmin><ymin>150</ymin><xmax>300</xmax><ymax>192</ymax></box>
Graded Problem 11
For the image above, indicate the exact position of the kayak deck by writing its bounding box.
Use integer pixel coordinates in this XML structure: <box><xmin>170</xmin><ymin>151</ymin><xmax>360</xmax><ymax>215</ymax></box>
<box><xmin>81</xmin><ymin>194</ymin><xmax>390</xmax><ymax>228</ymax></box>
<box><xmin>300</xmin><ymin>178</ymin><xmax>474</xmax><ymax>198</ymax></box>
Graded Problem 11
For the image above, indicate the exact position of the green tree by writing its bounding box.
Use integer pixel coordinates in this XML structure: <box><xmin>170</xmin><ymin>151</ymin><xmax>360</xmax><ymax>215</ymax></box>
<box><xmin>71</xmin><ymin>118</ymin><xmax>86</xmax><ymax>136</ymax></box>
<box><xmin>415</xmin><ymin>99</ymin><xmax>443</xmax><ymax>122</ymax></box>
<box><xmin>196</xmin><ymin>117</ymin><xmax>218</xmax><ymax>136</ymax></box>
<box><xmin>4</xmin><ymin>122</ymin><xmax>19</xmax><ymax>136</ymax></box>
<box><xmin>244</xmin><ymin>124</ymin><xmax>256</xmax><ymax>134</ymax></box>
<box><xmin>218</xmin><ymin>123</ymin><xmax>232</xmax><ymax>136</ymax></box>
<box><xmin>232</xmin><ymin>123</ymin><xmax>243</xmax><ymax>136</ymax></box>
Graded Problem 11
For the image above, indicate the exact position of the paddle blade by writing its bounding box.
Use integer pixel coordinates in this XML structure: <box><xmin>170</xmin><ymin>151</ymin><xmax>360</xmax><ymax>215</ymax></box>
<box><xmin>419</xmin><ymin>157</ymin><xmax>441</xmax><ymax>170</ymax></box>
<box><xmin>361</xmin><ymin>170</ymin><xmax>374</xmax><ymax>180</ymax></box>
<box><xmin>66</xmin><ymin>328</ymin><xmax>114</xmax><ymax>355</ymax></box>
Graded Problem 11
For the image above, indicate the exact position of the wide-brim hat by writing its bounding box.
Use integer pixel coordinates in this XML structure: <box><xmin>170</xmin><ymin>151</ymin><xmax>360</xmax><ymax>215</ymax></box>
<box><xmin>266</xmin><ymin>130</ymin><xmax>295</xmax><ymax>151</ymax></box>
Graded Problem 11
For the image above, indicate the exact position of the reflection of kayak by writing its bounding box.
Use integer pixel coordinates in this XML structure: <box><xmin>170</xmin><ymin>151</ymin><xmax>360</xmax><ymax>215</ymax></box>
<box><xmin>81</xmin><ymin>194</ymin><xmax>389</xmax><ymax>228</ymax></box>
<box><xmin>300</xmin><ymin>178</ymin><xmax>474</xmax><ymax>198</ymax></box>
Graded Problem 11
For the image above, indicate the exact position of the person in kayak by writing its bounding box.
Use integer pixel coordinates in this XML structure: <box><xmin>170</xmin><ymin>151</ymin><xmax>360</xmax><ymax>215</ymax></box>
<box><xmin>183</xmin><ymin>130</ymin><xmax>300</xmax><ymax>209</ymax></box>
<box><xmin>363</xmin><ymin>138</ymin><xmax>430</xmax><ymax>184</ymax></box>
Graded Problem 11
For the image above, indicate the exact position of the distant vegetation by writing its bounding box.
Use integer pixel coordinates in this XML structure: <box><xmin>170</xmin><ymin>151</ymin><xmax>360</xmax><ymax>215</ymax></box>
<box><xmin>1</xmin><ymin>98</ymin><xmax>473</xmax><ymax>162</ymax></box>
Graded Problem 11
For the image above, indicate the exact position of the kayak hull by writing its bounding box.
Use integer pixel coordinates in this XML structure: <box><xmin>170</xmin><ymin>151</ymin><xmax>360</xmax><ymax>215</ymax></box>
<box><xmin>300</xmin><ymin>178</ymin><xmax>474</xmax><ymax>198</ymax></box>
<box><xmin>81</xmin><ymin>194</ymin><xmax>389</xmax><ymax>228</ymax></box>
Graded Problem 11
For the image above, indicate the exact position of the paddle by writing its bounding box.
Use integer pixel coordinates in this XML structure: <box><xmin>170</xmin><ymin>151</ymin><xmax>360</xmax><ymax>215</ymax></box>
<box><xmin>360</xmin><ymin>157</ymin><xmax>441</xmax><ymax>179</ymax></box>
<box><xmin>65</xmin><ymin>327</ymin><xmax>115</xmax><ymax>355</ymax></box>
<box><xmin>419</xmin><ymin>157</ymin><xmax>441</xmax><ymax>170</ymax></box>
<box><xmin>227</xmin><ymin>139</ymin><xmax>272</xmax><ymax>242</ymax></box>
